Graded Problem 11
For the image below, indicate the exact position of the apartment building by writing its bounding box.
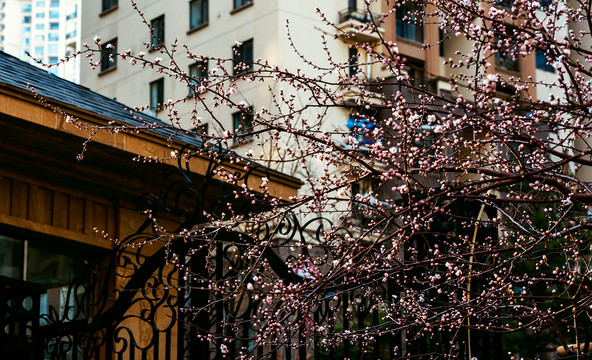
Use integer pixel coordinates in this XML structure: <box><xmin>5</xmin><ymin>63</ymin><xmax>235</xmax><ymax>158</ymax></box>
<box><xmin>0</xmin><ymin>0</ymin><xmax>80</xmax><ymax>82</ymax></box>
<box><xmin>79</xmin><ymin>0</ymin><xmax>386</xmax><ymax>162</ymax></box>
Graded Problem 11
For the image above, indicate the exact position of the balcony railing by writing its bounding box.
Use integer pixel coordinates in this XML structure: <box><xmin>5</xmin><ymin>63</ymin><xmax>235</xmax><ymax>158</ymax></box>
<box><xmin>338</xmin><ymin>7</ymin><xmax>379</xmax><ymax>24</ymax></box>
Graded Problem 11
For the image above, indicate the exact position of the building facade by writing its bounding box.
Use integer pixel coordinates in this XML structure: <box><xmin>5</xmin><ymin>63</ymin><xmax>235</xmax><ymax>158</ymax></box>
<box><xmin>79</xmin><ymin>0</ymin><xmax>386</xmax><ymax>162</ymax></box>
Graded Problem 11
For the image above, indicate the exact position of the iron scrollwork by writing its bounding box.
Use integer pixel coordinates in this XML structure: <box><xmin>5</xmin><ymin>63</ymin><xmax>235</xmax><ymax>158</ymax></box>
<box><xmin>29</xmin><ymin>147</ymin><xmax>394</xmax><ymax>360</ymax></box>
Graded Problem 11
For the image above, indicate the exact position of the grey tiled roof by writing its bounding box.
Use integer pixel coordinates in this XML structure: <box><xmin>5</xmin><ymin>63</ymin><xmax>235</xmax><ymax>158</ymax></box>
<box><xmin>0</xmin><ymin>51</ymin><xmax>203</xmax><ymax>147</ymax></box>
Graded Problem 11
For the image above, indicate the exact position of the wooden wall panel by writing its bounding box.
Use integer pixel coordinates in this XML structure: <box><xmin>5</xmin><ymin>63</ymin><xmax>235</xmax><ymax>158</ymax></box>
<box><xmin>88</xmin><ymin>201</ymin><xmax>107</xmax><ymax>237</ymax></box>
<box><xmin>0</xmin><ymin>176</ymin><xmax>11</xmax><ymax>216</ymax></box>
<box><xmin>0</xmin><ymin>173</ymin><xmax>119</xmax><ymax>249</ymax></box>
<box><xmin>11</xmin><ymin>180</ymin><xmax>28</xmax><ymax>219</ymax></box>
<box><xmin>68</xmin><ymin>196</ymin><xmax>85</xmax><ymax>234</ymax></box>
<box><xmin>28</xmin><ymin>185</ymin><xmax>52</xmax><ymax>225</ymax></box>
<box><xmin>52</xmin><ymin>191</ymin><xmax>69</xmax><ymax>229</ymax></box>
<box><xmin>107</xmin><ymin>204</ymin><xmax>117</xmax><ymax>240</ymax></box>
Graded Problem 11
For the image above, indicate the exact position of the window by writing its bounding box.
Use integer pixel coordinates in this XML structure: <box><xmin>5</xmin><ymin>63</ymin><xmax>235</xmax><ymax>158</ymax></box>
<box><xmin>348</xmin><ymin>47</ymin><xmax>359</xmax><ymax>78</ymax></box>
<box><xmin>34</xmin><ymin>46</ymin><xmax>43</xmax><ymax>55</ymax></box>
<box><xmin>21</xmin><ymin>4</ymin><xmax>31</xmax><ymax>12</ymax></box>
<box><xmin>189</xmin><ymin>61</ymin><xmax>208</xmax><ymax>94</ymax></box>
<box><xmin>189</xmin><ymin>0</ymin><xmax>208</xmax><ymax>29</ymax></box>
<box><xmin>233</xmin><ymin>0</ymin><xmax>252</xmax><ymax>9</ymax></box>
<box><xmin>66</xmin><ymin>5</ymin><xmax>77</xmax><ymax>20</ymax></box>
<box><xmin>404</xmin><ymin>59</ymin><xmax>425</xmax><ymax>87</ymax></box>
<box><xmin>232</xmin><ymin>38</ymin><xmax>253</xmax><ymax>75</ymax></box>
<box><xmin>150</xmin><ymin>78</ymin><xmax>164</xmax><ymax>111</ymax></box>
<box><xmin>494</xmin><ymin>0</ymin><xmax>513</xmax><ymax>8</ymax></box>
<box><xmin>50</xmin><ymin>0</ymin><xmax>59</xmax><ymax>7</ymax></box>
<box><xmin>194</xmin><ymin>123</ymin><xmax>209</xmax><ymax>142</ymax></box>
<box><xmin>0</xmin><ymin>233</ymin><xmax>95</xmax><ymax>323</ymax></box>
<box><xmin>49</xmin><ymin>10</ymin><xmax>59</xmax><ymax>18</ymax></box>
<box><xmin>494</xmin><ymin>31</ymin><xmax>520</xmax><ymax>72</ymax></box>
<box><xmin>23</xmin><ymin>15</ymin><xmax>31</xmax><ymax>23</ymax></box>
<box><xmin>102</xmin><ymin>0</ymin><xmax>117</xmax><ymax>12</ymax></box>
<box><xmin>232</xmin><ymin>107</ymin><xmax>254</xmax><ymax>143</ymax></box>
<box><xmin>50</xmin><ymin>22</ymin><xmax>58</xmax><ymax>30</ymax></box>
<box><xmin>150</xmin><ymin>15</ymin><xmax>164</xmax><ymax>49</ymax></box>
<box><xmin>36</xmin><ymin>1</ymin><xmax>45</xmax><ymax>6</ymax></box>
<box><xmin>536</xmin><ymin>50</ymin><xmax>555</xmax><ymax>72</ymax></box>
<box><xmin>396</xmin><ymin>3</ymin><xmax>423</xmax><ymax>43</ymax></box>
<box><xmin>48</xmin><ymin>44</ymin><xmax>58</xmax><ymax>53</ymax></box>
<box><xmin>48</xmin><ymin>56</ymin><xmax>58</xmax><ymax>64</ymax></box>
<box><xmin>100</xmin><ymin>38</ymin><xmax>117</xmax><ymax>72</ymax></box>
<box><xmin>35</xmin><ymin>35</ymin><xmax>45</xmax><ymax>42</ymax></box>
<box><xmin>22</xmin><ymin>26</ymin><xmax>31</xmax><ymax>34</ymax></box>
<box><xmin>36</xmin><ymin>24</ymin><xmax>45</xmax><ymax>29</ymax></box>
<box><xmin>36</xmin><ymin>12</ymin><xmax>45</xmax><ymax>18</ymax></box>
<box><xmin>48</xmin><ymin>32</ymin><xmax>58</xmax><ymax>41</ymax></box>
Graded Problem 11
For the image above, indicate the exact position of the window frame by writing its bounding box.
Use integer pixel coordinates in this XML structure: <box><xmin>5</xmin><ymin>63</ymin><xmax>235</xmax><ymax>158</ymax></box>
<box><xmin>395</xmin><ymin>2</ymin><xmax>424</xmax><ymax>43</ymax></box>
<box><xmin>189</xmin><ymin>0</ymin><xmax>208</xmax><ymax>31</ymax></box>
<box><xmin>101</xmin><ymin>0</ymin><xmax>118</xmax><ymax>13</ymax></box>
<box><xmin>149</xmin><ymin>78</ymin><xmax>164</xmax><ymax>112</ymax></box>
<box><xmin>232</xmin><ymin>107</ymin><xmax>254</xmax><ymax>144</ymax></box>
<box><xmin>100</xmin><ymin>38</ymin><xmax>117</xmax><ymax>73</ymax></box>
<box><xmin>536</xmin><ymin>49</ymin><xmax>555</xmax><ymax>73</ymax></box>
<box><xmin>150</xmin><ymin>15</ymin><xmax>165</xmax><ymax>50</ymax></box>
<box><xmin>233</xmin><ymin>0</ymin><xmax>253</xmax><ymax>10</ymax></box>
<box><xmin>493</xmin><ymin>28</ymin><xmax>520</xmax><ymax>73</ymax></box>
<box><xmin>232</xmin><ymin>38</ymin><xmax>253</xmax><ymax>75</ymax></box>
<box><xmin>348</xmin><ymin>47</ymin><xmax>359</xmax><ymax>78</ymax></box>
<box><xmin>188</xmin><ymin>61</ymin><xmax>208</xmax><ymax>95</ymax></box>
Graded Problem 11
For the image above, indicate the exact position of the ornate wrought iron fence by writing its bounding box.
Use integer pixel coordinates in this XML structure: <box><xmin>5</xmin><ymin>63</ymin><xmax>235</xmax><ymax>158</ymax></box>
<box><xmin>0</xmin><ymin>145</ymin><xmax>502</xmax><ymax>359</ymax></box>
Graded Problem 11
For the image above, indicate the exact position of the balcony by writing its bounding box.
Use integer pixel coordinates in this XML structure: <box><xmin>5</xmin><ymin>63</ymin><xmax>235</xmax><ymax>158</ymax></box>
<box><xmin>337</xmin><ymin>85</ymin><xmax>384</xmax><ymax>107</ymax></box>
<box><xmin>337</xmin><ymin>8</ymin><xmax>384</xmax><ymax>43</ymax></box>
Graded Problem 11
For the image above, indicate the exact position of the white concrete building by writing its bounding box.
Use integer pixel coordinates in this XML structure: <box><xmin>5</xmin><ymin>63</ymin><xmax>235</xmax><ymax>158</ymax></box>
<box><xmin>0</xmin><ymin>0</ymin><xmax>80</xmax><ymax>82</ymax></box>
<box><xmin>79</xmin><ymin>0</ymin><xmax>385</xmax><ymax>165</ymax></box>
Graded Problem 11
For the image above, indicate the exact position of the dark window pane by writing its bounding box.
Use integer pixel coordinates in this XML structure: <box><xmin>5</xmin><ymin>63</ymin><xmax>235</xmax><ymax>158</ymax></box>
<box><xmin>536</xmin><ymin>50</ymin><xmax>555</xmax><ymax>72</ymax></box>
<box><xmin>150</xmin><ymin>78</ymin><xmax>164</xmax><ymax>110</ymax></box>
<box><xmin>0</xmin><ymin>235</ymin><xmax>23</xmax><ymax>279</ymax></box>
<box><xmin>102</xmin><ymin>0</ymin><xmax>118</xmax><ymax>12</ymax></box>
<box><xmin>100</xmin><ymin>38</ymin><xmax>117</xmax><ymax>72</ymax></box>
<box><xmin>348</xmin><ymin>47</ymin><xmax>358</xmax><ymax>78</ymax></box>
<box><xmin>189</xmin><ymin>61</ymin><xmax>208</xmax><ymax>94</ymax></box>
<box><xmin>396</xmin><ymin>3</ymin><xmax>423</xmax><ymax>43</ymax></box>
<box><xmin>150</xmin><ymin>15</ymin><xmax>164</xmax><ymax>48</ymax></box>
<box><xmin>232</xmin><ymin>107</ymin><xmax>254</xmax><ymax>143</ymax></box>
<box><xmin>27</xmin><ymin>239</ymin><xmax>86</xmax><ymax>289</ymax></box>
<box><xmin>233</xmin><ymin>0</ymin><xmax>252</xmax><ymax>9</ymax></box>
<box><xmin>190</xmin><ymin>0</ymin><xmax>208</xmax><ymax>29</ymax></box>
<box><xmin>494</xmin><ymin>29</ymin><xmax>520</xmax><ymax>72</ymax></box>
<box><xmin>232</xmin><ymin>38</ymin><xmax>253</xmax><ymax>75</ymax></box>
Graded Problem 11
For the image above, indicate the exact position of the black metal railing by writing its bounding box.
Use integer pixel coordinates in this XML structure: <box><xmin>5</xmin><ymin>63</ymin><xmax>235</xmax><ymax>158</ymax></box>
<box><xmin>0</xmin><ymin>276</ymin><xmax>44</xmax><ymax>359</ymax></box>
<box><xmin>338</xmin><ymin>7</ymin><xmax>380</xmax><ymax>24</ymax></box>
